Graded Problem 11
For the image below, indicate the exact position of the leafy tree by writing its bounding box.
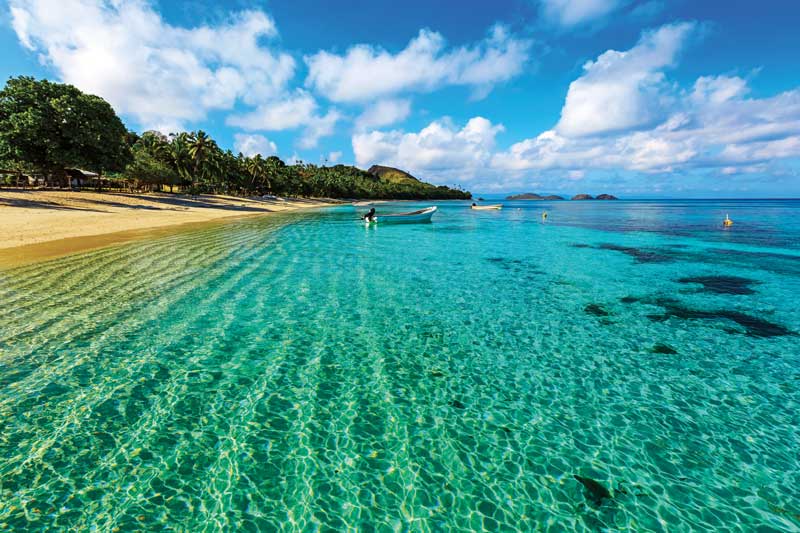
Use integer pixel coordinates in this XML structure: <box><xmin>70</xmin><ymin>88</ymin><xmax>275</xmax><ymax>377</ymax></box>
<box><xmin>0</xmin><ymin>76</ymin><xmax>471</xmax><ymax>199</ymax></box>
<box><xmin>124</xmin><ymin>146</ymin><xmax>179</xmax><ymax>191</ymax></box>
<box><xmin>0</xmin><ymin>76</ymin><xmax>131</xmax><ymax>185</ymax></box>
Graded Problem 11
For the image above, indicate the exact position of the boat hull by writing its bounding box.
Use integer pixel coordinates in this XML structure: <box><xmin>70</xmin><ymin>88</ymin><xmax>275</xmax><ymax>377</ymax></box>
<box><xmin>376</xmin><ymin>206</ymin><xmax>437</xmax><ymax>224</ymax></box>
<box><xmin>471</xmin><ymin>205</ymin><xmax>502</xmax><ymax>210</ymax></box>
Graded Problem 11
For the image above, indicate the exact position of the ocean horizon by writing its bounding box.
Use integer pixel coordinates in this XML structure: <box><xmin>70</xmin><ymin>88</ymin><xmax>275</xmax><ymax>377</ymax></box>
<box><xmin>1</xmin><ymin>198</ymin><xmax>799</xmax><ymax>531</ymax></box>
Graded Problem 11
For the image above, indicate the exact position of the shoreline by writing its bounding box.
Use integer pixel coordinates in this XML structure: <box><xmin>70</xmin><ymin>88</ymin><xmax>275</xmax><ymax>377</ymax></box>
<box><xmin>0</xmin><ymin>189</ymin><xmax>339</xmax><ymax>267</ymax></box>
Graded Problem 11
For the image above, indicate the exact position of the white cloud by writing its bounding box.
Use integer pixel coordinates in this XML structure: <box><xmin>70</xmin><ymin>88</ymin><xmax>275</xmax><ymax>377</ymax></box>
<box><xmin>556</xmin><ymin>22</ymin><xmax>696</xmax><ymax>137</ymax></box>
<box><xmin>305</xmin><ymin>24</ymin><xmax>531</xmax><ymax>103</ymax></box>
<box><xmin>234</xmin><ymin>133</ymin><xmax>277</xmax><ymax>157</ymax></box>
<box><xmin>352</xmin><ymin>24</ymin><xmax>800</xmax><ymax>192</ymax></box>
<box><xmin>9</xmin><ymin>0</ymin><xmax>295</xmax><ymax>131</ymax></box>
<box><xmin>328</xmin><ymin>151</ymin><xmax>342</xmax><ymax>163</ymax></box>
<box><xmin>227</xmin><ymin>92</ymin><xmax>317</xmax><ymax>131</ymax></box>
<box><xmin>299</xmin><ymin>110</ymin><xmax>341</xmax><ymax>149</ymax></box>
<box><xmin>355</xmin><ymin>99</ymin><xmax>411</xmax><ymax>130</ymax></box>
<box><xmin>353</xmin><ymin>117</ymin><xmax>503</xmax><ymax>181</ymax></box>
<box><xmin>567</xmin><ymin>170</ymin><xmax>585</xmax><ymax>180</ymax></box>
<box><xmin>226</xmin><ymin>91</ymin><xmax>340</xmax><ymax>149</ymax></box>
<box><xmin>494</xmin><ymin>74</ymin><xmax>800</xmax><ymax>175</ymax></box>
<box><xmin>539</xmin><ymin>0</ymin><xmax>625</xmax><ymax>27</ymax></box>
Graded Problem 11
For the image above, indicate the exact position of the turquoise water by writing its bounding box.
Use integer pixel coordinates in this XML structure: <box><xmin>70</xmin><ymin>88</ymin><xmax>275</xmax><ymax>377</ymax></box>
<box><xmin>1</xmin><ymin>199</ymin><xmax>799</xmax><ymax>532</ymax></box>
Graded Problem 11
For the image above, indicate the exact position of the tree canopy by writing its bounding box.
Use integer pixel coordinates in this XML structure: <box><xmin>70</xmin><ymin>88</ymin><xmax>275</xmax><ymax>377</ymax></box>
<box><xmin>0</xmin><ymin>76</ymin><xmax>470</xmax><ymax>199</ymax></box>
<box><xmin>0</xmin><ymin>76</ymin><xmax>131</xmax><ymax>175</ymax></box>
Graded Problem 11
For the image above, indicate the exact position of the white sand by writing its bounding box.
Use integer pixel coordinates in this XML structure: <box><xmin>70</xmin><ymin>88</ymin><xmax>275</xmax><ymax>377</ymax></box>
<box><xmin>0</xmin><ymin>190</ymin><xmax>337</xmax><ymax>263</ymax></box>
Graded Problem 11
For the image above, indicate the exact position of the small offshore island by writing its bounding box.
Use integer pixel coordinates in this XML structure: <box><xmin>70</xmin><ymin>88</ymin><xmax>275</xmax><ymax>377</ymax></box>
<box><xmin>506</xmin><ymin>192</ymin><xmax>618</xmax><ymax>200</ymax></box>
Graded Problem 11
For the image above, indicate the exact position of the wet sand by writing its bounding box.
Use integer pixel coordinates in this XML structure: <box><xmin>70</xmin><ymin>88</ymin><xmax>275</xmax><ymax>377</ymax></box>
<box><xmin>0</xmin><ymin>189</ymin><xmax>338</xmax><ymax>266</ymax></box>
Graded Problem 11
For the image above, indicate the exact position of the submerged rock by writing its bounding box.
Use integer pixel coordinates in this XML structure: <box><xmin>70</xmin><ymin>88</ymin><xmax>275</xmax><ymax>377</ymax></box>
<box><xmin>652</xmin><ymin>343</ymin><xmax>678</xmax><ymax>354</ymax></box>
<box><xmin>620</xmin><ymin>296</ymin><xmax>642</xmax><ymax>304</ymax></box>
<box><xmin>584</xmin><ymin>304</ymin><xmax>610</xmax><ymax>317</ymax></box>
<box><xmin>574</xmin><ymin>475</ymin><xmax>612</xmax><ymax>505</ymax></box>
<box><xmin>449</xmin><ymin>399</ymin><xmax>466</xmax><ymax>409</ymax></box>
<box><xmin>678</xmin><ymin>275</ymin><xmax>757</xmax><ymax>295</ymax></box>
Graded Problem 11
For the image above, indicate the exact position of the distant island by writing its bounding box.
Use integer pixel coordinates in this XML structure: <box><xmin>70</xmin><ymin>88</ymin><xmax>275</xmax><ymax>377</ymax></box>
<box><xmin>505</xmin><ymin>193</ymin><xmax>565</xmax><ymax>200</ymax></box>
<box><xmin>506</xmin><ymin>192</ymin><xmax>618</xmax><ymax>200</ymax></box>
<box><xmin>571</xmin><ymin>194</ymin><xmax>619</xmax><ymax>200</ymax></box>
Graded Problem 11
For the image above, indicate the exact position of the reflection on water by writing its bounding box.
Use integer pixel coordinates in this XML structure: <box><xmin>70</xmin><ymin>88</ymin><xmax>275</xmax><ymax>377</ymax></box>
<box><xmin>1</xmin><ymin>200</ymin><xmax>799</xmax><ymax>531</ymax></box>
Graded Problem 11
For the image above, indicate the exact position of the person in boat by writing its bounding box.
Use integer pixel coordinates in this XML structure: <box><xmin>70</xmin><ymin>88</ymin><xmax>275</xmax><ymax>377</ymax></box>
<box><xmin>362</xmin><ymin>207</ymin><xmax>376</xmax><ymax>222</ymax></box>
<box><xmin>472</xmin><ymin>202</ymin><xmax>477</xmax><ymax>207</ymax></box>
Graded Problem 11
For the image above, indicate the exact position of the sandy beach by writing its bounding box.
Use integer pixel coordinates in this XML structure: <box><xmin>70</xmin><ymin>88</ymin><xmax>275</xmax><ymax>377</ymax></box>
<box><xmin>0</xmin><ymin>189</ymin><xmax>337</xmax><ymax>264</ymax></box>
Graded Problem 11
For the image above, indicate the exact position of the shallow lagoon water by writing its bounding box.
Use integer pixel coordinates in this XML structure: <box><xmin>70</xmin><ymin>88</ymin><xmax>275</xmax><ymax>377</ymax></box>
<box><xmin>1</xmin><ymin>199</ymin><xmax>799</xmax><ymax>531</ymax></box>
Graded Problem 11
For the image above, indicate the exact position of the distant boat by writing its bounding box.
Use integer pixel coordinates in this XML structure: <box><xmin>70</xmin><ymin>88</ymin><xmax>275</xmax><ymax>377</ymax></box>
<box><xmin>723</xmin><ymin>214</ymin><xmax>733</xmax><ymax>227</ymax></box>
<box><xmin>375</xmin><ymin>206</ymin><xmax>437</xmax><ymax>224</ymax></box>
<box><xmin>471</xmin><ymin>204</ymin><xmax>502</xmax><ymax>210</ymax></box>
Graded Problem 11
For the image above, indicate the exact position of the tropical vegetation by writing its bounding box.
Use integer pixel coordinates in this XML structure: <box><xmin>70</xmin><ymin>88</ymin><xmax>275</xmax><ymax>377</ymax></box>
<box><xmin>0</xmin><ymin>76</ymin><xmax>470</xmax><ymax>199</ymax></box>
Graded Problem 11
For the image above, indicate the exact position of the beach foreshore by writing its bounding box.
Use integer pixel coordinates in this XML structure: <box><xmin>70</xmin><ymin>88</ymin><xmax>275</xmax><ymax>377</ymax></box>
<box><xmin>0</xmin><ymin>189</ymin><xmax>339</xmax><ymax>265</ymax></box>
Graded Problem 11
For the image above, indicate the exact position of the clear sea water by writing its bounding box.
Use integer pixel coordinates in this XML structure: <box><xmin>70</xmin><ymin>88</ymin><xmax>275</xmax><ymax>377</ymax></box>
<box><xmin>1</xmin><ymin>199</ymin><xmax>799</xmax><ymax>532</ymax></box>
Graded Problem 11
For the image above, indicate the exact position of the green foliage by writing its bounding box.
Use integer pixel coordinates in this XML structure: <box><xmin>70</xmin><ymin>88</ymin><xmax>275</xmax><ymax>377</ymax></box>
<box><xmin>124</xmin><ymin>145</ymin><xmax>179</xmax><ymax>190</ymax></box>
<box><xmin>0</xmin><ymin>76</ymin><xmax>470</xmax><ymax>199</ymax></box>
<box><xmin>0</xmin><ymin>76</ymin><xmax>131</xmax><ymax>175</ymax></box>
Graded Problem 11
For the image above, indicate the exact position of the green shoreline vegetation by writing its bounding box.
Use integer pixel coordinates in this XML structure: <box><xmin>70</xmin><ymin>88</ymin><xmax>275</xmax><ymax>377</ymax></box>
<box><xmin>0</xmin><ymin>76</ymin><xmax>470</xmax><ymax>200</ymax></box>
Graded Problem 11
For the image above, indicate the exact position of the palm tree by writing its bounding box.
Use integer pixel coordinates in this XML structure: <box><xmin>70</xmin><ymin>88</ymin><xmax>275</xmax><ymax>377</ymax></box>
<box><xmin>168</xmin><ymin>133</ymin><xmax>193</xmax><ymax>187</ymax></box>
<box><xmin>188</xmin><ymin>130</ymin><xmax>218</xmax><ymax>189</ymax></box>
<box><xmin>245</xmin><ymin>155</ymin><xmax>267</xmax><ymax>194</ymax></box>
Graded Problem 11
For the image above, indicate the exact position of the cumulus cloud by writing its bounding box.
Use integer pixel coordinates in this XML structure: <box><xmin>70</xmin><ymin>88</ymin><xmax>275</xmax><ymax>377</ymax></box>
<box><xmin>328</xmin><ymin>151</ymin><xmax>343</xmax><ymax>163</ymax></box>
<box><xmin>353</xmin><ymin>117</ymin><xmax>503</xmax><ymax>181</ymax></box>
<box><xmin>226</xmin><ymin>91</ymin><xmax>340</xmax><ymax>149</ymax></box>
<box><xmin>227</xmin><ymin>92</ymin><xmax>318</xmax><ymax>131</ymax></box>
<box><xmin>495</xmin><ymin>73</ymin><xmax>800</xmax><ymax>174</ymax></box>
<box><xmin>233</xmin><ymin>133</ymin><xmax>277</xmax><ymax>157</ymax></box>
<box><xmin>298</xmin><ymin>110</ymin><xmax>341</xmax><ymax>149</ymax></box>
<box><xmin>539</xmin><ymin>0</ymin><xmax>625</xmax><ymax>27</ymax></box>
<box><xmin>352</xmin><ymin>24</ymin><xmax>800</xmax><ymax>191</ymax></box>
<box><xmin>556</xmin><ymin>22</ymin><xmax>696</xmax><ymax>137</ymax></box>
<box><xmin>355</xmin><ymin>99</ymin><xmax>412</xmax><ymax>130</ymax></box>
<box><xmin>9</xmin><ymin>0</ymin><xmax>295</xmax><ymax>131</ymax></box>
<box><xmin>305</xmin><ymin>25</ymin><xmax>531</xmax><ymax>103</ymax></box>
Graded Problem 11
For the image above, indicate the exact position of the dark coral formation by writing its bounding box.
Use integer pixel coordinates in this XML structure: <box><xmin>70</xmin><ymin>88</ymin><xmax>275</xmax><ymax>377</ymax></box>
<box><xmin>648</xmin><ymin>303</ymin><xmax>793</xmax><ymax>338</ymax></box>
<box><xmin>678</xmin><ymin>275</ymin><xmax>757</xmax><ymax>295</ymax></box>
<box><xmin>598</xmin><ymin>244</ymin><xmax>671</xmax><ymax>263</ymax></box>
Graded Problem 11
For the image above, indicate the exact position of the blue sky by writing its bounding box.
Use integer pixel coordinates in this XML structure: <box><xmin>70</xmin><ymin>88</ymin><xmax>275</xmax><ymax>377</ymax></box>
<box><xmin>2</xmin><ymin>0</ymin><xmax>800</xmax><ymax>196</ymax></box>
